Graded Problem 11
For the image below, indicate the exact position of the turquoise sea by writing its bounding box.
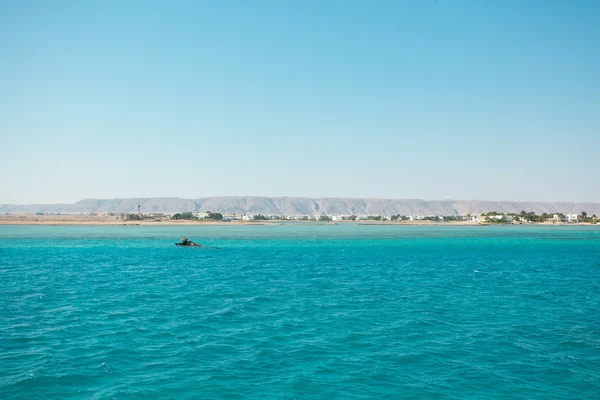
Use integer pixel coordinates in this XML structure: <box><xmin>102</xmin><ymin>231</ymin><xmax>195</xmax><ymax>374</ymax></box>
<box><xmin>1</xmin><ymin>224</ymin><xmax>599</xmax><ymax>399</ymax></box>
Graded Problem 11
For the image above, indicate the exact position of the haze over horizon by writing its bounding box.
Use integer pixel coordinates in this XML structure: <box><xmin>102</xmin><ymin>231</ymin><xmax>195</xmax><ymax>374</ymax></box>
<box><xmin>1</xmin><ymin>1</ymin><xmax>599</xmax><ymax>204</ymax></box>
<box><xmin>2</xmin><ymin>195</ymin><xmax>600</xmax><ymax>207</ymax></box>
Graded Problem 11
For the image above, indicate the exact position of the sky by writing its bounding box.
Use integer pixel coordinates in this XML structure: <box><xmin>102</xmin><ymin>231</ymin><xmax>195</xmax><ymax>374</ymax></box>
<box><xmin>1</xmin><ymin>0</ymin><xmax>599</xmax><ymax>204</ymax></box>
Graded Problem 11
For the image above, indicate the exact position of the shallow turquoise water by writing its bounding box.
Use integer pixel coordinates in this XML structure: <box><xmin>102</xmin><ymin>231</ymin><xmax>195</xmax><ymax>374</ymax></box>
<box><xmin>1</xmin><ymin>224</ymin><xmax>599</xmax><ymax>399</ymax></box>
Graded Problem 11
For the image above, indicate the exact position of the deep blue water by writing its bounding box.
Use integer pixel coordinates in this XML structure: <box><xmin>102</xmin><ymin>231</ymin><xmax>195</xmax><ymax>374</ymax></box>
<box><xmin>1</xmin><ymin>224</ymin><xmax>599</xmax><ymax>399</ymax></box>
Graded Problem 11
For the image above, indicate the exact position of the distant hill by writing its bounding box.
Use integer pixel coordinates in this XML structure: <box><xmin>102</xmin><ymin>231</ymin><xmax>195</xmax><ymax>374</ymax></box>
<box><xmin>1</xmin><ymin>197</ymin><xmax>600</xmax><ymax>216</ymax></box>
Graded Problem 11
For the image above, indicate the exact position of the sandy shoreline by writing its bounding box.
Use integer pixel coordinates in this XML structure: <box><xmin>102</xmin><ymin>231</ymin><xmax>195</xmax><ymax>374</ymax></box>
<box><xmin>0</xmin><ymin>219</ymin><xmax>266</xmax><ymax>226</ymax></box>
<box><xmin>0</xmin><ymin>220</ymin><xmax>472</xmax><ymax>226</ymax></box>
<box><xmin>0</xmin><ymin>216</ymin><xmax>596</xmax><ymax>227</ymax></box>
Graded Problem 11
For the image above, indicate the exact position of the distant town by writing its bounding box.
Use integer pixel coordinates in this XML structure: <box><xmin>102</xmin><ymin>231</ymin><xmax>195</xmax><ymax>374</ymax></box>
<box><xmin>129</xmin><ymin>210</ymin><xmax>599</xmax><ymax>224</ymax></box>
<box><xmin>5</xmin><ymin>210</ymin><xmax>597</xmax><ymax>225</ymax></box>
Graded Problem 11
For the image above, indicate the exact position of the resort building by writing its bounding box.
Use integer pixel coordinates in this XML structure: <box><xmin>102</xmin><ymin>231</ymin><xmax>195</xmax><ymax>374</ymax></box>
<box><xmin>565</xmin><ymin>213</ymin><xmax>579</xmax><ymax>223</ymax></box>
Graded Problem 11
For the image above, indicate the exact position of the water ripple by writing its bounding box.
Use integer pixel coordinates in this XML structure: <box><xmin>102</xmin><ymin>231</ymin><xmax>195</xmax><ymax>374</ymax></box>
<box><xmin>1</xmin><ymin>225</ymin><xmax>599</xmax><ymax>399</ymax></box>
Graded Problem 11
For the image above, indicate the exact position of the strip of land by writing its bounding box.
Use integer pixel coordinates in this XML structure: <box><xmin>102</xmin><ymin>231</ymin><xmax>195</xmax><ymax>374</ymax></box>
<box><xmin>0</xmin><ymin>215</ymin><xmax>595</xmax><ymax>226</ymax></box>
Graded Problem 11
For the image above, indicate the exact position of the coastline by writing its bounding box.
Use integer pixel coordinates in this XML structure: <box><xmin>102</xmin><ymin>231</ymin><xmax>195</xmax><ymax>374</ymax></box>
<box><xmin>0</xmin><ymin>216</ymin><xmax>596</xmax><ymax>227</ymax></box>
<box><xmin>0</xmin><ymin>219</ymin><xmax>266</xmax><ymax>226</ymax></box>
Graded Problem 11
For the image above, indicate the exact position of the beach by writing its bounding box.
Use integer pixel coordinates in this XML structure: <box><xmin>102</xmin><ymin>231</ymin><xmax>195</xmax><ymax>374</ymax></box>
<box><xmin>1</xmin><ymin>214</ymin><xmax>596</xmax><ymax>226</ymax></box>
<box><xmin>0</xmin><ymin>215</ymin><xmax>482</xmax><ymax>226</ymax></box>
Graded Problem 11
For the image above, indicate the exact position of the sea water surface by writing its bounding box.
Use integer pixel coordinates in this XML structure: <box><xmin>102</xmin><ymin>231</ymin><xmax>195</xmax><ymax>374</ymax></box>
<box><xmin>1</xmin><ymin>224</ymin><xmax>599</xmax><ymax>399</ymax></box>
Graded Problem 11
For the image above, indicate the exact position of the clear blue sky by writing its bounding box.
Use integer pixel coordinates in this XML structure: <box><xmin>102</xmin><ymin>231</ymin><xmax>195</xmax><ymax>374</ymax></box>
<box><xmin>1</xmin><ymin>0</ymin><xmax>598</xmax><ymax>204</ymax></box>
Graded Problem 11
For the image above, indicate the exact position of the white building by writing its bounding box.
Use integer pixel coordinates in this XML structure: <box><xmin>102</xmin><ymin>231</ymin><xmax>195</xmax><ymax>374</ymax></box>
<box><xmin>475</xmin><ymin>215</ymin><xmax>484</xmax><ymax>223</ymax></box>
<box><xmin>553</xmin><ymin>213</ymin><xmax>578</xmax><ymax>223</ymax></box>
<box><xmin>566</xmin><ymin>213</ymin><xmax>579</xmax><ymax>223</ymax></box>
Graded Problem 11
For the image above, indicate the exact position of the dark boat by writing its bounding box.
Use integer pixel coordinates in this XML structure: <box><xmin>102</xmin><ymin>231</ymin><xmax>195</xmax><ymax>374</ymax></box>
<box><xmin>175</xmin><ymin>237</ymin><xmax>201</xmax><ymax>247</ymax></box>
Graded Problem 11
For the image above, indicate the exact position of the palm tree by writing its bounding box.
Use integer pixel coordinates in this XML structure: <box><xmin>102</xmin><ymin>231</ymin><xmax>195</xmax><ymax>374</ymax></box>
<box><xmin>519</xmin><ymin>210</ymin><xmax>528</xmax><ymax>222</ymax></box>
<box><xmin>541</xmin><ymin>212</ymin><xmax>548</xmax><ymax>222</ymax></box>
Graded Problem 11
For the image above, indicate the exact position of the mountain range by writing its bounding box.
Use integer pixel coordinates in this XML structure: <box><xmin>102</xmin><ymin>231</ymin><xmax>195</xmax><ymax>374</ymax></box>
<box><xmin>1</xmin><ymin>197</ymin><xmax>599</xmax><ymax>216</ymax></box>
